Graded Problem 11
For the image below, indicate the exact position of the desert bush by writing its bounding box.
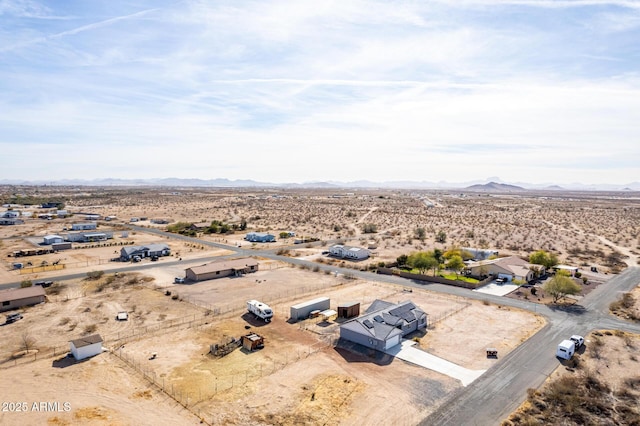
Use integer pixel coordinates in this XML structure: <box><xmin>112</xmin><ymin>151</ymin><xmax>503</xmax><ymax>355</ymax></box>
<box><xmin>362</xmin><ymin>223</ymin><xmax>378</xmax><ymax>233</ymax></box>
<box><xmin>86</xmin><ymin>270</ymin><xmax>104</xmax><ymax>280</ymax></box>
<box><xmin>84</xmin><ymin>324</ymin><xmax>97</xmax><ymax>334</ymax></box>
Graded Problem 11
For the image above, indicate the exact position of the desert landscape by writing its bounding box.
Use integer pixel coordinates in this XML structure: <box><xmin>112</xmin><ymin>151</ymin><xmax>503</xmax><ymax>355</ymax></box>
<box><xmin>1</xmin><ymin>185</ymin><xmax>639</xmax><ymax>425</ymax></box>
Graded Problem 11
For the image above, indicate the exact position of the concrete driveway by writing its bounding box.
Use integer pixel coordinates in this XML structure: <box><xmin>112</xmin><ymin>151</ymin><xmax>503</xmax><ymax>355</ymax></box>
<box><xmin>384</xmin><ymin>340</ymin><xmax>486</xmax><ymax>386</ymax></box>
<box><xmin>474</xmin><ymin>281</ymin><xmax>519</xmax><ymax>296</ymax></box>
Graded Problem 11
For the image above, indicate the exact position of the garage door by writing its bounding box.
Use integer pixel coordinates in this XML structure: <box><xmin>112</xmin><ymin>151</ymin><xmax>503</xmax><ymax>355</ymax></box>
<box><xmin>385</xmin><ymin>334</ymin><xmax>401</xmax><ymax>350</ymax></box>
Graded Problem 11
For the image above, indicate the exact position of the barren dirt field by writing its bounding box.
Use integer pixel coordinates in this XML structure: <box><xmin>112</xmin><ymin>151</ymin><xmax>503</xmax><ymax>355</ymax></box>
<box><xmin>0</xmin><ymin>353</ymin><xmax>201</xmax><ymax>426</ymax></box>
<box><xmin>1</xmin><ymin>185</ymin><xmax>638</xmax><ymax>425</ymax></box>
<box><xmin>1</xmin><ymin>264</ymin><xmax>542</xmax><ymax>425</ymax></box>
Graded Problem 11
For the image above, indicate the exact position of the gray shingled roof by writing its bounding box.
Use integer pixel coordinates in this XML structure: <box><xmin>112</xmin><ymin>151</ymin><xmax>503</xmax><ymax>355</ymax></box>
<box><xmin>70</xmin><ymin>334</ymin><xmax>103</xmax><ymax>348</ymax></box>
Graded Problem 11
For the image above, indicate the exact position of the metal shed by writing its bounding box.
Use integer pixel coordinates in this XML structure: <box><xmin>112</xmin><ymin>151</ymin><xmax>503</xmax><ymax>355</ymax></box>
<box><xmin>241</xmin><ymin>333</ymin><xmax>264</xmax><ymax>351</ymax></box>
<box><xmin>337</xmin><ymin>302</ymin><xmax>360</xmax><ymax>319</ymax></box>
<box><xmin>290</xmin><ymin>297</ymin><xmax>330</xmax><ymax>321</ymax></box>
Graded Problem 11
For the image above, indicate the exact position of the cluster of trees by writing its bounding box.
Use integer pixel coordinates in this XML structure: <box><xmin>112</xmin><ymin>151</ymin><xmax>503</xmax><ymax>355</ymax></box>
<box><xmin>398</xmin><ymin>247</ymin><xmax>474</xmax><ymax>278</ymax></box>
<box><xmin>167</xmin><ymin>219</ymin><xmax>247</xmax><ymax>236</ymax></box>
<box><xmin>529</xmin><ymin>250</ymin><xmax>559</xmax><ymax>269</ymax></box>
<box><xmin>203</xmin><ymin>219</ymin><xmax>240</xmax><ymax>234</ymax></box>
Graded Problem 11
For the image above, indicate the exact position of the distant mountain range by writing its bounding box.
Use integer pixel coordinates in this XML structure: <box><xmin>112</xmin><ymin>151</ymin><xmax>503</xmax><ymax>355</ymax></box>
<box><xmin>0</xmin><ymin>177</ymin><xmax>638</xmax><ymax>191</ymax></box>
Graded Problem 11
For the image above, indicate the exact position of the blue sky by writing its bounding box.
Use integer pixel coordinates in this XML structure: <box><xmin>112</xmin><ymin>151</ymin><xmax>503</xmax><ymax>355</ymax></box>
<box><xmin>1</xmin><ymin>0</ymin><xmax>639</xmax><ymax>185</ymax></box>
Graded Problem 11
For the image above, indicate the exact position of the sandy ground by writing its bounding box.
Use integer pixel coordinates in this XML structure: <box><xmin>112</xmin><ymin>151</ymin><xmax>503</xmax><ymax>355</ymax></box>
<box><xmin>0</xmin><ymin>353</ymin><xmax>201</xmax><ymax>426</ymax></box>
<box><xmin>506</xmin><ymin>330</ymin><xmax>640</xmax><ymax>424</ymax></box>
<box><xmin>1</xmin><ymin>266</ymin><xmax>541</xmax><ymax>425</ymax></box>
<box><xmin>1</xmin><ymin>186</ymin><xmax>636</xmax><ymax>425</ymax></box>
<box><xmin>3</xmin><ymin>187</ymin><xmax>638</xmax><ymax>283</ymax></box>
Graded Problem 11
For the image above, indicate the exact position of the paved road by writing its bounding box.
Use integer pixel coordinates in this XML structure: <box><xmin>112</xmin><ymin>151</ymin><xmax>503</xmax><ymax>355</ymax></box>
<box><xmin>3</xmin><ymin>227</ymin><xmax>640</xmax><ymax>425</ymax></box>
<box><xmin>421</xmin><ymin>266</ymin><xmax>640</xmax><ymax>426</ymax></box>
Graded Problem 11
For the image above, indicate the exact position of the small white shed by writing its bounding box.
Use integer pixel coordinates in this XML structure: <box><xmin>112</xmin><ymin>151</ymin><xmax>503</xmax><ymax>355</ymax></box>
<box><xmin>69</xmin><ymin>334</ymin><xmax>103</xmax><ymax>360</ymax></box>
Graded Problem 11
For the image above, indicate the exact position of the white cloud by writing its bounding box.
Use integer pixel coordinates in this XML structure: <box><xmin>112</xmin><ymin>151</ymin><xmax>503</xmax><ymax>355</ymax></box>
<box><xmin>0</xmin><ymin>0</ymin><xmax>639</xmax><ymax>184</ymax></box>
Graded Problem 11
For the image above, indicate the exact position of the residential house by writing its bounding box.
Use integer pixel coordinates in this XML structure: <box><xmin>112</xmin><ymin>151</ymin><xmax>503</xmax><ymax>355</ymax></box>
<box><xmin>120</xmin><ymin>243</ymin><xmax>171</xmax><ymax>261</ymax></box>
<box><xmin>0</xmin><ymin>286</ymin><xmax>46</xmax><ymax>312</ymax></box>
<box><xmin>185</xmin><ymin>258</ymin><xmax>258</xmax><ymax>282</ymax></box>
<box><xmin>465</xmin><ymin>255</ymin><xmax>544</xmax><ymax>282</ymax></box>
<box><xmin>245</xmin><ymin>232</ymin><xmax>276</xmax><ymax>243</ymax></box>
<box><xmin>71</xmin><ymin>222</ymin><xmax>97</xmax><ymax>231</ymax></box>
<box><xmin>329</xmin><ymin>244</ymin><xmax>370</xmax><ymax>260</ymax></box>
<box><xmin>339</xmin><ymin>300</ymin><xmax>428</xmax><ymax>351</ymax></box>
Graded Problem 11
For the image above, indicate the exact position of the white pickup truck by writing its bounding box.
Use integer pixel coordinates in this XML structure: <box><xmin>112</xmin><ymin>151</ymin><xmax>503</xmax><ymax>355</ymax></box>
<box><xmin>570</xmin><ymin>335</ymin><xmax>584</xmax><ymax>349</ymax></box>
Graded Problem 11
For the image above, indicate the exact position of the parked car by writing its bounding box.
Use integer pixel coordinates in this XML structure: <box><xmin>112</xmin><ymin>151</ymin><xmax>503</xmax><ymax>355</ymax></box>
<box><xmin>5</xmin><ymin>313</ymin><xmax>23</xmax><ymax>324</ymax></box>
<box><xmin>495</xmin><ymin>277</ymin><xmax>507</xmax><ymax>284</ymax></box>
<box><xmin>174</xmin><ymin>277</ymin><xmax>185</xmax><ymax>284</ymax></box>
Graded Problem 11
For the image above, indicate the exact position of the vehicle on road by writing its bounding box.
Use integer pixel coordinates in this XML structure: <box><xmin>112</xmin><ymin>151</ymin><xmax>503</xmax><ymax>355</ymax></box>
<box><xmin>35</xmin><ymin>281</ymin><xmax>53</xmax><ymax>288</ymax></box>
<box><xmin>556</xmin><ymin>339</ymin><xmax>576</xmax><ymax>360</ymax></box>
<box><xmin>570</xmin><ymin>335</ymin><xmax>584</xmax><ymax>349</ymax></box>
<box><xmin>5</xmin><ymin>313</ymin><xmax>23</xmax><ymax>324</ymax></box>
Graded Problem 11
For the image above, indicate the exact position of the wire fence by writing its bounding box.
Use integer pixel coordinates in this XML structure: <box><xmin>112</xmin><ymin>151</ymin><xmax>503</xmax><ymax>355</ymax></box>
<box><xmin>110</xmin><ymin>335</ymin><xmax>337</xmax><ymax>425</ymax></box>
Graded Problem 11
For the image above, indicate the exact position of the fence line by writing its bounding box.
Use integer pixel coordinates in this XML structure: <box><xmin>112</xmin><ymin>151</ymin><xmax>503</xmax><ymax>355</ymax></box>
<box><xmin>109</xmin><ymin>334</ymin><xmax>337</xmax><ymax>425</ymax></box>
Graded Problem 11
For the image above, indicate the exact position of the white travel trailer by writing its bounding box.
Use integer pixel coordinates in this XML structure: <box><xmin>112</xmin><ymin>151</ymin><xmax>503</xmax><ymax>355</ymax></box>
<box><xmin>247</xmin><ymin>300</ymin><xmax>273</xmax><ymax>322</ymax></box>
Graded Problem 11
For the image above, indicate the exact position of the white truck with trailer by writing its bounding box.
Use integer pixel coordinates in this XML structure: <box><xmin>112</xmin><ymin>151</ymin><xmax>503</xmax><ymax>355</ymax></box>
<box><xmin>247</xmin><ymin>300</ymin><xmax>273</xmax><ymax>322</ymax></box>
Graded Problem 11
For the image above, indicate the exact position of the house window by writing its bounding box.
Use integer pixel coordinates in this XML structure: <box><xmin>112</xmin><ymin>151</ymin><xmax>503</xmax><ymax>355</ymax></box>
<box><xmin>216</xmin><ymin>271</ymin><xmax>220</xmax><ymax>275</ymax></box>
<box><xmin>2</xmin><ymin>301</ymin><xmax>9</xmax><ymax>306</ymax></box>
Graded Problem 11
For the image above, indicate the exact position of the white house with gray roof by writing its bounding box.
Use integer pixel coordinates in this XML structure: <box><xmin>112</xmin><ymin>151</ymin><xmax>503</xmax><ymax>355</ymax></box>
<box><xmin>339</xmin><ymin>300</ymin><xmax>427</xmax><ymax>351</ymax></box>
<box><xmin>329</xmin><ymin>244</ymin><xmax>370</xmax><ymax>260</ymax></box>
<box><xmin>120</xmin><ymin>243</ymin><xmax>170</xmax><ymax>261</ymax></box>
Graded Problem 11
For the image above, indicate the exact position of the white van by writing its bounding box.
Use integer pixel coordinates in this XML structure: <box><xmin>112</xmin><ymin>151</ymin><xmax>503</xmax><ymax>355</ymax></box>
<box><xmin>557</xmin><ymin>339</ymin><xmax>575</xmax><ymax>360</ymax></box>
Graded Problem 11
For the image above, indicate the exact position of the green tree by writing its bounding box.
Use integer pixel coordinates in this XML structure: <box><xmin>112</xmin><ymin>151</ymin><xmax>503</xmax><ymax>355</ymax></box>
<box><xmin>529</xmin><ymin>250</ymin><xmax>559</xmax><ymax>269</ymax></box>
<box><xmin>443</xmin><ymin>248</ymin><xmax>461</xmax><ymax>260</ymax></box>
<box><xmin>445</xmin><ymin>255</ymin><xmax>465</xmax><ymax>279</ymax></box>
<box><xmin>408</xmin><ymin>252</ymin><xmax>438</xmax><ymax>275</ymax></box>
<box><xmin>543</xmin><ymin>275</ymin><xmax>582</xmax><ymax>303</ymax></box>
<box><xmin>396</xmin><ymin>254</ymin><xmax>409</xmax><ymax>267</ymax></box>
<box><xmin>432</xmin><ymin>248</ymin><xmax>444</xmax><ymax>265</ymax></box>
<box><xmin>436</xmin><ymin>230</ymin><xmax>447</xmax><ymax>243</ymax></box>
<box><xmin>414</xmin><ymin>227</ymin><xmax>426</xmax><ymax>241</ymax></box>
<box><xmin>279</xmin><ymin>232</ymin><xmax>290</xmax><ymax>239</ymax></box>
<box><xmin>20</xmin><ymin>279</ymin><xmax>32</xmax><ymax>288</ymax></box>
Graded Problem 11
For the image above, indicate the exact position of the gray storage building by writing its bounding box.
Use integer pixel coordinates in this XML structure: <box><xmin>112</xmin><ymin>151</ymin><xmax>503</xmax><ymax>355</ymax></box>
<box><xmin>290</xmin><ymin>297</ymin><xmax>330</xmax><ymax>321</ymax></box>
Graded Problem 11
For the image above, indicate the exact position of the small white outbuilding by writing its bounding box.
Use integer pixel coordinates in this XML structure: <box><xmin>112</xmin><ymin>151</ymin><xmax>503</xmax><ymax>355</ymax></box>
<box><xmin>69</xmin><ymin>334</ymin><xmax>103</xmax><ymax>360</ymax></box>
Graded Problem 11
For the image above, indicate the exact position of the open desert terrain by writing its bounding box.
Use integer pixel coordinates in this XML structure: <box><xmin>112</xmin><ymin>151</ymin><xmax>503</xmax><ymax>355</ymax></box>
<box><xmin>1</xmin><ymin>185</ymin><xmax>639</xmax><ymax>425</ymax></box>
